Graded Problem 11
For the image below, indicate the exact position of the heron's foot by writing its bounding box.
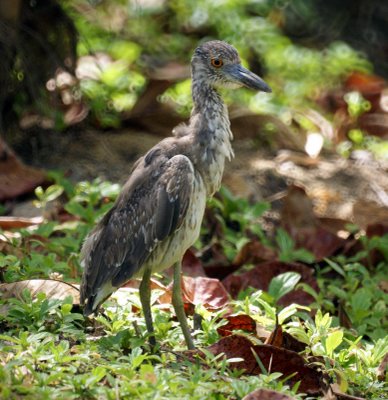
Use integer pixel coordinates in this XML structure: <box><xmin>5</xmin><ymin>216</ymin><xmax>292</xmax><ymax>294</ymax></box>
<box><xmin>133</xmin><ymin>319</ymin><xmax>157</xmax><ymax>350</ymax></box>
<box><xmin>172</xmin><ymin>262</ymin><xmax>195</xmax><ymax>350</ymax></box>
<box><xmin>148</xmin><ymin>332</ymin><xmax>156</xmax><ymax>348</ymax></box>
<box><xmin>143</xmin><ymin>331</ymin><xmax>158</xmax><ymax>353</ymax></box>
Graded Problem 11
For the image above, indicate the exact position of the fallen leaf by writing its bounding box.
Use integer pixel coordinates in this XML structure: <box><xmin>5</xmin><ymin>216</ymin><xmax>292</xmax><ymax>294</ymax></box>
<box><xmin>331</xmin><ymin>390</ymin><xmax>366</xmax><ymax>400</ymax></box>
<box><xmin>182</xmin><ymin>249</ymin><xmax>207</xmax><ymax>277</ymax></box>
<box><xmin>242</xmin><ymin>389</ymin><xmax>293</xmax><ymax>400</ymax></box>
<box><xmin>0</xmin><ymin>279</ymin><xmax>80</xmax><ymax>313</ymax></box>
<box><xmin>201</xmin><ymin>242</ymin><xmax>234</xmax><ymax>280</ymax></box>
<box><xmin>122</xmin><ymin>278</ymin><xmax>171</xmax><ymax>305</ymax></box>
<box><xmin>217</xmin><ymin>314</ymin><xmax>256</xmax><ymax>337</ymax></box>
<box><xmin>359</xmin><ymin>113</ymin><xmax>388</xmax><ymax>138</ymax></box>
<box><xmin>281</xmin><ymin>331</ymin><xmax>307</xmax><ymax>353</ymax></box>
<box><xmin>233</xmin><ymin>240</ymin><xmax>277</xmax><ymax>267</ymax></box>
<box><xmin>180</xmin><ymin>276</ymin><xmax>230</xmax><ymax>311</ymax></box>
<box><xmin>345</xmin><ymin>72</ymin><xmax>386</xmax><ymax>97</ymax></box>
<box><xmin>0</xmin><ymin>216</ymin><xmax>44</xmax><ymax>229</ymax></box>
<box><xmin>222</xmin><ymin>261</ymin><xmax>318</xmax><ymax>307</ymax></box>
<box><xmin>265</xmin><ymin>323</ymin><xmax>283</xmax><ymax>347</ymax></box>
<box><xmin>290</xmin><ymin>225</ymin><xmax>346</xmax><ymax>261</ymax></box>
<box><xmin>344</xmin><ymin>72</ymin><xmax>386</xmax><ymax>115</ymax></box>
<box><xmin>377</xmin><ymin>352</ymin><xmax>388</xmax><ymax>381</ymax></box>
<box><xmin>203</xmin><ymin>262</ymin><xmax>240</xmax><ymax>281</ymax></box>
<box><xmin>242</xmin><ymin>388</ymin><xmax>295</xmax><ymax>400</ymax></box>
<box><xmin>0</xmin><ymin>139</ymin><xmax>47</xmax><ymax>201</ymax></box>
<box><xmin>194</xmin><ymin>335</ymin><xmax>322</xmax><ymax>394</ymax></box>
<box><xmin>118</xmin><ymin>276</ymin><xmax>230</xmax><ymax>314</ymax></box>
<box><xmin>366</xmin><ymin>222</ymin><xmax>388</xmax><ymax>238</ymax></box>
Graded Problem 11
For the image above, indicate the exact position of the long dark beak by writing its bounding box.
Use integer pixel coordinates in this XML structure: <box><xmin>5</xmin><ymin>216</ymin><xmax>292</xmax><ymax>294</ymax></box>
<box><xmin>224</xmin><ymin>64</ymin><xmax>272</xmax><ymax>92</ymax></box>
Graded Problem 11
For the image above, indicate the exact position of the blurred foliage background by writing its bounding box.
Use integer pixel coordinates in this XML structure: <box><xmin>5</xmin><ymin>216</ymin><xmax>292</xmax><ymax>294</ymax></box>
<box><xmin>0</xmin><ymin>0</ymin><xmax>387</xmax><ymax>158</ymax></box>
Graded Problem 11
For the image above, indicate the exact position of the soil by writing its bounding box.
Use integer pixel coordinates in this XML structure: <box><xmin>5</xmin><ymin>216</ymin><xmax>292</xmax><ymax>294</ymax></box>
<box><xmin>7</xmin><ymin>125</ymin><xmax>388</xmax><ymax>229</ymax></box>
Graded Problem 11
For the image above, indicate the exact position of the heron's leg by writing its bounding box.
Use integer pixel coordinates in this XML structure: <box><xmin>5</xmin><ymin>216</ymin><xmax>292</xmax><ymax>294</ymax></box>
<box><xmin>139</xmin><ymin>266</ymin><xmax>156</xmax><ymax>347</ymax></box>
<box><xmin>172</xmin><ymin>261</ymin><xmax>195</xmax><ymax>350</ymax></box>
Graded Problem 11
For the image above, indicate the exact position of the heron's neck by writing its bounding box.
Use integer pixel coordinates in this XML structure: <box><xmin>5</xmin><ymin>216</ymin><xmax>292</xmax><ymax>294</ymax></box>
<box><xmin>189</xmin><ymin>80</ymin><xmax>234</xmax><ymax>195</ymax></box>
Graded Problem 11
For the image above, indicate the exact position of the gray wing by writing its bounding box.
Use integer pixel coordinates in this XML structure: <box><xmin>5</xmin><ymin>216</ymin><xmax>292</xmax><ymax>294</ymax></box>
<box><xmin>80</xmin><ymin>151</ymin><xmax>195</xmax><ymax>314</ymax></box>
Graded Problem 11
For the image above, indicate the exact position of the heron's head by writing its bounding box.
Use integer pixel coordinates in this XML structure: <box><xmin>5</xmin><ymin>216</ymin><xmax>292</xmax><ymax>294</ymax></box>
<box><xmin>192</xmin><ymin>40</ymin><xmax>271</xmax><ymax>93</ymax></box>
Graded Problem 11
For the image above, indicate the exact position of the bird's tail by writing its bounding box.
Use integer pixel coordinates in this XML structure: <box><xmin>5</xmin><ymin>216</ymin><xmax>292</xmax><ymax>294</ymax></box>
<box><xmin>82</xmin><ymin>296</ymin><xmax>97</xmax><ymax>317</ymax></box>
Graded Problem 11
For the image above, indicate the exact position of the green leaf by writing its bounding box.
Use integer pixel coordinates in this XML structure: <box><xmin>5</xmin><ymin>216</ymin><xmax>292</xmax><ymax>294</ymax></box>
<box><xmin>276</xmin><ymin>228</ymin><xmax>294</xmax><ymax>253</ymax></box>
<box><xmin>324</xmin><ymin>258</ymin><xmax>346</xmax><ymax>277</ymax></box>
<box><xmin>278</xmin><ymin>304</ymin><xmax>310</xmax><ymax>324</ymax></box>
<box><xmin>325</xmin><ymin>330</ymin><xmax>343</xmax><ymax>357</ymax></box>
<box><xmin>268</xmin><ymin>272</ymin><xmax>301</xmax><ymax>302</ymax></box>
<box><xmin>64</xmin><ymin>202</ymin><xmax>89</xmax><ymax>219</ymax></box>
<box><xmin>257</xmin><ymin>298</ymin><xmax>276</xmax><ymax>320</ymax></box>
<box><xmin>43</xmin><ymin>185</ymin><xmax>64</xmax><ymax>203</ymax></box>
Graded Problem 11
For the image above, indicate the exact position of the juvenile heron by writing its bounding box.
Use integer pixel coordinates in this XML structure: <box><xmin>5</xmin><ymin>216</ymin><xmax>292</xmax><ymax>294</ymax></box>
<box><xmin>80</xmin><ymin>40</ymin><xmax>271</xmax><ymax>349</ymax></box>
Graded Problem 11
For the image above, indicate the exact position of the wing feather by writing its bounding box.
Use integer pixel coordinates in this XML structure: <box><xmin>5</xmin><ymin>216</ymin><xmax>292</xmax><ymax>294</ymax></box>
<box><xmin>80</xmin><ymin>150</ymin><xmax>194</xmax><ymax>314</ymax></box>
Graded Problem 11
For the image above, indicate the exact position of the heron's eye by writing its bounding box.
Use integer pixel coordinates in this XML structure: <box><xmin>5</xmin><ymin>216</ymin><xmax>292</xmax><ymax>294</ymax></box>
<box><xmin>211</xmin><ymin>58</ymin><xmax>223</xmax><ymax>68</ymax></box>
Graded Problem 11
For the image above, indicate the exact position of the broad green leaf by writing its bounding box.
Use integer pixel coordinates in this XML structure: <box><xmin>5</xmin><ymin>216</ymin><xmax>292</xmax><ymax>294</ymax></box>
<box><xmin>325</xmin><ymin>330</ymin><xmax>343</xmax><ymax>357</ymax></box>
<box><xmin>268</xmin><ymin>272</ymin><xmax>301</xmax><ymax>302</ymax></box>
<box><xmin>278</xmin><ymin>304</ymin><xmax>310</xmax><ymax>324</ymax></box>
<box><xmin>43</xmin><ymin>185</ymin><xmax>64</xmax><ymax>203</ymax></box>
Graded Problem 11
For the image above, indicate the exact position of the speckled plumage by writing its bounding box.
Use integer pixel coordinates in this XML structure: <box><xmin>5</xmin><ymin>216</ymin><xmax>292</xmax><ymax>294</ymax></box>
<box><xmin>80</xmin><ymin>41</ymin><xmax>271</xmax><ymax>344</ymax></box>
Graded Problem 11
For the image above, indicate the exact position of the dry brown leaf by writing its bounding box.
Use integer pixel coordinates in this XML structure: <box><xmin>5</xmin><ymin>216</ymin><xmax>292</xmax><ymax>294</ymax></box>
<box><xmin>222</xmin><ymin>261</ymin><xmax>318</xmax><ymax>307</ymax></box>
<box><xmin>201</xmin><ymin>242</ymin><xmax>235</xmax><ymax>281</ymax></box>
<box><xmin>345</xmin><ymin>72</ymin><xmax>386</xmax><ymax>97</ymax></box>
<box><xmin>331</xmin><ymin>390</ymin><xmax>366</xmax><ymax>400</ymax></box>
<box><xmin>366</xmin><ymin>222</ymin><xmax>388</xmax><ymax>238</ymax></box>
<box><xmin>281</xmin><ymin>331</ymin><xmax>307</xmax><ymax>353</ymax></box>
<box><xmin>377</xmin><ymin>352</ymin><xmax>388</xmax><ymax>381</ymax></box>
<box><xmin>122</xmin><ymin>278</ymin><xmax>171</xmax><ymax>305</ymax></box>
<box><xmin>180</xmin><ymin>276</ymin><xmax>230</xmax><ymax>311</ymax></box>
<box><xmin>118</xmin><ymin>276</ymin><xmax>229</xmax><ymax>315</ymax></box>
<box><xmin>0</xmin><ymin>279</ymin><xmax>80</xmax><ymax>313</ymax></box>
<box><xmin>203</xmin><ymin>262</ymin><xmax>240</xmax><ymax>281</ymax></box>
<box><xmin>291</xmin><ymin>225</ymin><xmax>346</xmax><ymax>261</ymax></box>
<box><xmin>233</xmin><ymin>240</ymin><xmax>277</xmax><ymax>267</ymax></box>
<box><xmin>359</xmin><ymin>113</ymin><xmax>388</xmax><ymax>138</ymax></box>
<box><xmin>0</xmin><ymin>216</ymin><xmax>44</xmax><ymax>229</ymax></box>
<box><xmin>191</xmin><ymin>335</ymin><xmax>322</xmax><ymax>395</ymax></box>
<box><xmin>265</xmin><ymin>323</ymin><xmax>283</xmax><ymax>347</ymax></box>
<box><xmin>0</xmin><ymin>139</ymin><xmax>47</xmax><ymax>201</ymax></box>
<box><xmin>242</xmin><ymin>388</ymin><xmax>295</xmax><ymax>400</ymax></box>
<box><xmin>217</xmin><ymin>314</ymin><xmax>256</xmax><ymax>337</ymax></box>
<box><xmin>182</xmin><ymin>249</ymin><xmax>207</xmax><ymax>277</ymax></box>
